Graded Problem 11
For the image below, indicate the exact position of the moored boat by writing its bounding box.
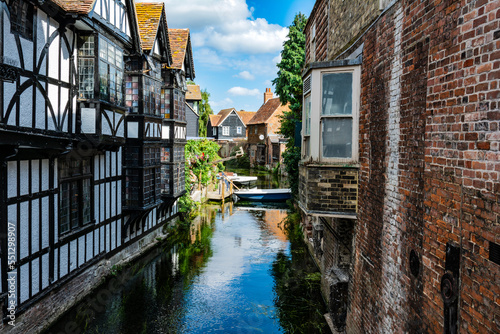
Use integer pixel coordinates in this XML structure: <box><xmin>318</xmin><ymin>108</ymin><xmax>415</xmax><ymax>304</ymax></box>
<box><xmin>234</xmin><ymin>188</ymin><xmax>291</xmax><ymax>201</ymax></box>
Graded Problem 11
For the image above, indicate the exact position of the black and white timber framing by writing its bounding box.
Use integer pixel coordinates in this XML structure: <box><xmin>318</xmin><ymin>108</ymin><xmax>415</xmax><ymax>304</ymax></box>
<box><xmin>0</xmin><ymin>0</ymin><xmax>193</xmax><ymax>321</ymax></box>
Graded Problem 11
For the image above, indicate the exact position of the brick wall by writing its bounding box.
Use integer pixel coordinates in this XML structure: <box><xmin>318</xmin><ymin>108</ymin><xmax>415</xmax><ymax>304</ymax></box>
<box><xmin>327</xmin><ymin>0</ymin><xmax>381</xmax><ymax>60</ymax></box>
<box><xmin>305</xmin><ymin>0</ymin><xmax>329</xmax><ymax>63</ymax></box>
<box><xmin>346</xmin><ymin>0</ymin><xmax>500</xmax><ymax>333</ymax></box>
<box><xmin>299</xmin><ymin>164</ymin><xmax>358</xmax><ymax>214</ymax></box>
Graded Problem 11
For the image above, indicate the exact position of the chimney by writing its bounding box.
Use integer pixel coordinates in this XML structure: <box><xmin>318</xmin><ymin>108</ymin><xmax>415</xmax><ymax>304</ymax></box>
<box><xmin>264</xmin><ymin>88</ymin><xmax>273</xmax><ymax>104</ymax></box>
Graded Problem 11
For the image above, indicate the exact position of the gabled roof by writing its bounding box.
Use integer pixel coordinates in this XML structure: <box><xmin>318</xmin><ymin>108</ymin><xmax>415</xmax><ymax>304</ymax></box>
<box><xmin>248</xmin><ymin>98</ymin><xmax>289</xmax><ymax>125</ymax></box>
<box><xmin>209</xmin><ymin>114</ymin><xmax>221</xmax><ymax>126</ymax></box>
<box><xmin>168</xmin><ymin>29</ymin><xmax>195</xmax><ymax>79</ymax></box>
<box><xmin>135</xmin><ymin>2</ymin><xmax>163</xmax><ymax>51</ymax></box>
<box><xmin>237</xmin><ymin>111</ymin><xmax>256</xmax><ymax>125</ymax></box>
<box><xmin>52</xmin><ymin>0</ymin><xmax>96</xmax><ymax>14</ymax></box>
<box><xmin>186</xmin><ymin>85</ymin><xmax>202</xmax><ymax>101</ymax></box>
<box><xmin>185</xmin><ymin>102</ymin><xmax>199</xmax><ymax>116</ymax></box>
<box><xmin>213</xmin><ymin>108</ymin><xmax>236</xmax><ymax>126</ymax></box>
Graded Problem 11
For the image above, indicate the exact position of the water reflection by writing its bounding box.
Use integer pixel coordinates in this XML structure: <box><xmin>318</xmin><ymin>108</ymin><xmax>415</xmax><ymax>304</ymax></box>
<box><xmin>44</xmin><ymin>203</ymin><xmax>326</xmax><ymax>334</ymax></box>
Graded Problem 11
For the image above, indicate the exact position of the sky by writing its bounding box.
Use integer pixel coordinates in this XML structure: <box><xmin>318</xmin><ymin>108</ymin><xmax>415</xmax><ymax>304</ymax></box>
<box><xmin>160</xmin><ymin>0</ymin><xmax>315</xmax><ymax>113</ymax></box>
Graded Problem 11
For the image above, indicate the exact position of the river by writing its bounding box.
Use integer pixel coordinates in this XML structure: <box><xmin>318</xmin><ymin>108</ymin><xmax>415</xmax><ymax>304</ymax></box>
<box><xmin>45</xmin><ymin>171</ymin><xmax>328</xmax><ymax>334</ymax></box>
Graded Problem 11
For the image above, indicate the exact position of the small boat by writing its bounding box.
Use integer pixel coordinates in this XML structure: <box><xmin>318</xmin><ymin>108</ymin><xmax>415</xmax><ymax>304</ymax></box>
<box><xmin>231</xmin><ymin>175</ymin><xmax>258</xmax><ymax>185</ymax></box>
<box><xmin>234</xmin><ymin>188</ymin><xmax>291</xmax><ymax>201</ymax></box>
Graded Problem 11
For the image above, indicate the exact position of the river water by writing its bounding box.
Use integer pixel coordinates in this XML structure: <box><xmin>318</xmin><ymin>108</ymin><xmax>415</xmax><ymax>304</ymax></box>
<box><xmin>45</xmin><ymin>171</ymin><xmax>328</xmax><ymax>334</ymax></box>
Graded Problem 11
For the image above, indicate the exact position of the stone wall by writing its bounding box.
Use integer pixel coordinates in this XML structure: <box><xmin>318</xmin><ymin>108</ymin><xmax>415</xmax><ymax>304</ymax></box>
<box><xmin>299</xmin><ymin>164</ymin><xmax>358</xmax><ymax>214</ymax></box>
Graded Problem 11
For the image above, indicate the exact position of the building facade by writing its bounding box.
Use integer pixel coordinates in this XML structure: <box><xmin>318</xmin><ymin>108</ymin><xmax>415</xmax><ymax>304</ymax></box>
<box><xmin>0</xmin><ymin>0</ymin><xmax>192</xmax><ymax>332</ymax></box>
<box><xmin>301</xmin><ymin>0</ymin><xmax>500</xmax><ymax>333</ymax></box>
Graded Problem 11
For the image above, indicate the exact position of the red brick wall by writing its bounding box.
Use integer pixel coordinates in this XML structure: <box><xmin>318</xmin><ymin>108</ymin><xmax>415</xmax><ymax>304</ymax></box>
<box><xmin>305</xmin><ymin>0</ymin><xmax>329</xmax><ymax>63</ymax></box>
<box><xmin>348</xmin><ymin>0</ymin><xmax>499</xmax><ymax>333</ymax></box>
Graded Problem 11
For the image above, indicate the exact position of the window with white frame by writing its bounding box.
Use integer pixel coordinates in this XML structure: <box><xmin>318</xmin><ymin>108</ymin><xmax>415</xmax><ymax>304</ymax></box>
<box><xmin>237</xmin><ymin>126</ymin><xmax>242</xmax><ymax>134</ymax></box>
<box><xmin>222</xmin><ymin>126</ymin><xmax>229</xmax><ymax>136</ymax></box>
<box><xmin>303</xmin><ymin>65</ymin><xmax>360</xmax><ymax>162</ymax></box>
<box><xmin>213</xmin><ymin>127</ymin><xmax>217</xmax><ymax>136</ymax></box>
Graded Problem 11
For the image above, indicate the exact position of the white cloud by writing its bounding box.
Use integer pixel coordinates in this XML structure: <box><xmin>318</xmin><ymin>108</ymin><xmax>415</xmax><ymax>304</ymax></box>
<box><xmin>163</xmin><ymin>0</ymin><xmax>287</xmax><ymax>54</ymax></box>
<box><xmin>228</xmin><ymin>87</ymin><xmax>260</xmax><ymax>96</ymax></box>
<box><xmin>234</xmin><ymin>71</ymin><xmax>255</xmax><ymax>80</ymax></box>
<box><xmin>210</xmin><ymin>97</ymin><xmax>234</xmax><ymax>110</ymax></box>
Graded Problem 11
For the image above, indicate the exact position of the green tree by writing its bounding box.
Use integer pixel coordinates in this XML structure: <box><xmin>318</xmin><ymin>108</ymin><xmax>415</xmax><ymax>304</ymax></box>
<box><xmin>272</xmin><ymin>13</ymin><xmax>307</xmax><ymax>198</ymax></box>
<box><xmin>198</xmin><ymin>89</ymin><xmax>213</xmax><ymax>137</ymax></box>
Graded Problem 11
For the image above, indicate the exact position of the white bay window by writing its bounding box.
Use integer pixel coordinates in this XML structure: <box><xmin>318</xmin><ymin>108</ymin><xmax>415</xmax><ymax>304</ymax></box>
<box><xmin>303</xmin><ymin>65</ymin><xmax>360</xmax><ymax>163</ymax></box>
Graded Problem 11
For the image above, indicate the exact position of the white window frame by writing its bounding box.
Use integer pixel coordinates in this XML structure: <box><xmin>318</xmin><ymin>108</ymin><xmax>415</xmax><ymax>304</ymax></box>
<box><xmin>304</xmin><ymin>65</ymin><xmax>360</xmax><ymax>164</ymax></box>
<box><xmin>237</xmin><ymin>126</ymin><xmax>242</xmax><ymax>134</ymax></box>
<box><xmin>222</xmin><ymin>126</ymin><xmax>229</xmax><ymax>136</ymax></box>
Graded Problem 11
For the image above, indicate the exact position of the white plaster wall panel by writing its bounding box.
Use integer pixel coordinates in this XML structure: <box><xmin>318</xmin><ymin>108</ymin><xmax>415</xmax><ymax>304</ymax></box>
<box><xmin>35</xmin><ymin>88</ymin><xmax>45</xmax><ymax>130</ymax></box>
<box><xmin>152</xmin><ymin>208</ymin><xmax>157</xmax><ymax>227</ymax></box>
<box><xmin>127</xmin><ymin>122</ymin><xmax>138</xmax><ymax>138</ymax></box>
<box><xmin>19</xmin><ymin>85</ymin><xmax>33</xmax><ymax>128</ymax></box>
<box><xmin>20</xmin><ymin>160</ymin><xmax>29</xmax><ymax>196</ymax></box>
<box><xmin>69</xmin><ymin>240</ymin><xmax>77</xmax><ymax>272</ymax></box>
<box><xmin>31</xmin><ymin>258</ymin><xmax>40</xmax><ymax>296</ymax></box>
<box><xmin>117</xmin><ymin>181</ymin><xmax>122</xmax><ymax>214</ymax></box>
<box><xmin>59</xmin><ymin>244</ymin><xmax>68</xmax><ymax>277</ymax></box>
<box><xmin>162</xmin><ymin>125</ymin><xmax>169</xmax><ymax>139</ymax></box>
<box><xmin>116</xmin><ymin>220</ymin><xmax>121</xmax><ymax>247</ymax></box>
<box><xmin>36</xmin><ymin>10</ymin><xmax>48</xmax><ymax>76</ymax></box>
<box><xmin>54</xmin><ymin>158</ymin><xmax>58</xmax><ymax>188</ymax></box>
<box><xmin>110</xmin><ymin>0</ymin><xmax>116</xmax><ymax>26</ymax></box>
<box><xmin>4</xmin><ymin>81</ymin><xmax>16</xmax><ymax>126</ymax></box>
<box><xmin>42</xmin><ymin>253</ymin><xmax>49</xmax><ymax>289</ymax></box>
<box><xmin>81</xmin><ymin>108</ymin><xmax>96</xmax><ymax>133</ymax></box>
<box><xmin>86</xmin><ymin>232</ymin><xmax>93</xmax><ymax>262</ymax></box>
<box><xmin>54</xmin><ymin>193</ymin><xmax>58</xmax><ymax>236</ymax></box>
<box><xmin>103</xmin><ymin>110</ymin><xmax>113</xmax><ymax>135</ymax></box>
<box><xmin>53</xmin><ymin>248</ymin><xmax>58</xmax><ymax>280</ymax></box>
<box><xmin>111</xmin><ymin>151</ymin><xmax>116</xmax><ymax>176</ymax></box>
<box><xmin>41</xmin><ymin>197</ymin><xmax>49</xmax><ymax>248</ymax></box>
<box><xmin>20</xmin><ymin>202</ymin><xmax>29</xmax><ymax>259</ymax></box>
<box><xmin>117</xmin><ymin>116</ymin><xmax>124</xmax><ymax>137</ymax></box>
<box><xmin>94</xmin><ymin>156</ymin><xmax>99</xmax><ymax>181</ymax></box>
<box><xmin>106</xmin><ymin>224</ymin><xmax>110</xmax><ymax>252</ymax></box>
<box><xmin>106</xmin><ymin>151</ymin><xmax>111</xmax><ymax>177</ymax></box>
<box><xmin>7</xmin><ymin>205</ymin><xmax>16</xmax><ymax>260</ymax></box>
<box><xmin>31</xmin><ymin>199</ymin><xmax>39</xmax><ymax>253</ymax></box>
<box><xmin>94</xmin><ymin>185</ymin><xmax>99</xmax><ymax>222</ymax></box>
<box><xmin>100</xmin><ymin>226</ymin><xmax>105</xmax><ymax>253</ymax></box>
<box><xmin>3</xmin><ymin>10</ymin><xmax>19</xmax><ymax>68</ymax></box>
<box><xmin>78</xmin><ymin>236</ymin><xmax>85</xmax><ymax>266</ymax></box>
<box><xmin>61</xmin><ymin>41</ymin><xmax>70</xmax><ymax>84</ymax></box>
<box><xmin>20</xmin><ymin>263</ymin><xmax>29</xmax><ymax>303</ymax></box>
<box><xmin>111</xmin><ymin>181</ymin><xmax>116</xmax><ymax>216</ymax></box>
<box><xmin>20</xmin><ymin>34</ymin><xmax>33</xmax><ymax>72</ymax></box>
<box><xmin>60</xmin><ymin>87</ymin><xmax>69</xmax><ymax>131</ymax></box>
<box><xmin>100</xmin><ymin>154</ymin><xmax>104</xmax><ymax>180</ymax></box>
<box><xmin>7</xmin><ymin>161</ymin><xmax>17</xmax><ymax>198</ymax></box>
<box><xmin>111</xmin><ymin>221</ymin><xmax>116</xmax><ymax>250</ymax></box>
<box><xmin>31</xmin><ymin>160</ymin><xmax>40</xmax><ymax>193</ymax></box>
<box><xmin>105</xmin><ymin>182</ymin><xmax>110</xmax><ymax>219</ymax></box>
<box><xmin>47</xmin><ymin>83</ymin><xmax>58</xmax><ymax>130</ymax></box>
<box><xmin>117</xmin><ymin>148</ymin><xmax>122</xmax><ymax>175</ymax></box>
<box><xmin>95</xmin><ymin>0</ymin><xmax>102</xmax><ymax>18</ymax></box>
<box><xmin>48</xmin><ymin>18</ymin><xmax>59</xmax><ymax>80</ymax></box>
<box><xmin>94</xmin><ymin>228</ymin><xmax>99</xmax><ymax>256</ymax></box>
<box><xmin>100</xmin><ymin>184</ymin><xmax>104</xmax><ymax>222</ymax></box>
<box><xmin>41</xmin><ymin>159</ymin><xmax>49</xmax><ymax>191</ymax></box>
<box><xmin>72</xmin><ymin>97</ymin><xmax>77</xmax><ymax>132</ymax></box>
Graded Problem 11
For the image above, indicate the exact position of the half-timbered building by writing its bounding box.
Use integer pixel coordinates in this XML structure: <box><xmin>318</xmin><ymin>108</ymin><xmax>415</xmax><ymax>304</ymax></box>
<box><xmin>0</xmin><ymin>0</ymin><xmax>192</xmax><ymax>331</ymax></box>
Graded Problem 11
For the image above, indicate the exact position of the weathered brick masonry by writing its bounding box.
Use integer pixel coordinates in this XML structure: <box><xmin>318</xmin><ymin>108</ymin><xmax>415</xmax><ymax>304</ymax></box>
<box><xmin>350</xmin><ymin>0</ymin><xmax>499</xmax><ymax>333</ymax></box>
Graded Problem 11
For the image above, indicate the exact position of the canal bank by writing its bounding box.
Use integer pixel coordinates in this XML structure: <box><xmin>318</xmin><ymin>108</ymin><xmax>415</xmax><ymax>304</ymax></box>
<box><xmin>44</xmin><ymin>203</ymin><xmax>329</xmax><ymax>333</ymax></box>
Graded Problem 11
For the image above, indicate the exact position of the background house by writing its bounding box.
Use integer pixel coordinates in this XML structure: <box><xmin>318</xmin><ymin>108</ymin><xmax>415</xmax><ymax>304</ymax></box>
<box><xmin>207</xmin><ymin>108</ymin><xmax>247</xmax><ymax>141</ymax></box>
<box><xmin>247</xmin><ymin>89</ymin><xmax>288</xmax><ymax>168</ymax></box>
<box><xmin>300</xmin><ymin>0</ymin><xmax>500</xmax><ymax>333</ymax></box>
<box><xmin>186</xmin><ymin>84</ymin><xmax>201</xmax><ymax>138</ymax></box>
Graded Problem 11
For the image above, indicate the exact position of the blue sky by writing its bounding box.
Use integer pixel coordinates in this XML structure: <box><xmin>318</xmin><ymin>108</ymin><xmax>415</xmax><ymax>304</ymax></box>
<box><xmin>161</xmin><ymin>0</ymin><xmax>315</xmax><ymax>113</ymax></box>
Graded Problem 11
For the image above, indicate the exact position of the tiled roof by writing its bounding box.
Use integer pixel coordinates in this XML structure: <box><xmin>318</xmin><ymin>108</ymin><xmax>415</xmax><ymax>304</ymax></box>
<box><xmin>214</xmin><ymin>108</ymin><xmax>236</xmax><ymax>126</ymax></box>
<box><xmin>236</xmin><ymin>111</ymin><xmax>256</xmax><ymax>125</ymax></box>
<box><xmin>248</xmin><ymin>98</ymin><xmax>289</xmax><ymax>125</ymax></box>
<box><xmin>209</xmin><ymin>114</ymin><xmax>221</xmax><ymax>126</ymax></box>
<box><xmin>135</xmin><ymin>2</ymin><xmax>164</xmax><ymax>51</ymax></box>
<box><xmin>52</xmin><ymin>0</ymin><xmax>96</xmax><ymax>14</ymax></box>
<box><xmin>169</xmin><ymin>29</ymin><xmax>189</xmax><ymax>69</ymax></box>
<box><xmin>186</xmin><ymin>85</ymin><xmax>202</xmax><ymax>101</ymax></box>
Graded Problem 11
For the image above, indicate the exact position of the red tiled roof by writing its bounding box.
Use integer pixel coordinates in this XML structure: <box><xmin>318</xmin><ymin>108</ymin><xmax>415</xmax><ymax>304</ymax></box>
<box><xmin>237</xmin><ymin>111</ymin><xmax>256</xmax><ymax>125</ymax></box>
<box><xmin>186</xmin><ymin>85</ymin><xmax>202</xmax><ymax>101</ymax></box>
<box><xmin>248</xmin><ymin>98</ymin><xmax>289</xmax><ymax>125</ymax></box>
<box><xmin>213</xmin><ymin>108</ymin><xmax>236</xmax><ymax>126</ymax></box>
<box><xmin>209</xmin><ymin>114</ymin><xmax>221</xmax><ymax>126</ymax></box>
<box><xmin>52</xmin><ymin>0</ymin><xmax>96</xmax><ymax>14</ymax></box>
<box><xmin>135</xmin><ymin>2</ymin><xmax>164</xmax><ymax>51</ymax></box>
<box><xmin>169</xmin><ymin>29</ymin><xmax>189</xmax><ymax>69</ymax></box>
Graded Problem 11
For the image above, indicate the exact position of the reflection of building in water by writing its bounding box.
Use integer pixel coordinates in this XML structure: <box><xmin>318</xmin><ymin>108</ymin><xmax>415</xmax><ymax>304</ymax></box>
<box><xmin>262</xmin><ymin>210</ymin><xmax>288</xmax><ymax>242</ymax></box>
